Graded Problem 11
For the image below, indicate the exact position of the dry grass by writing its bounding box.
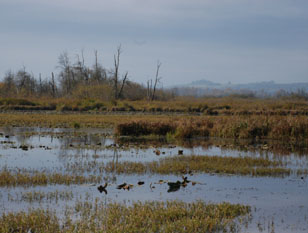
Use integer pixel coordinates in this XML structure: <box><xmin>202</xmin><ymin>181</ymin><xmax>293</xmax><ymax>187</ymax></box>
<box><xmin>0</xmin><ymin>112</ymin><xmax>169</xmax><ymax>128</ymax></box>
<box><xmin>116</xmin><ymin>115</ymin><xmax>308</xmax><ymax>140</ymax></box>
<box><xmin>0</xmin><ymin>200</ymin><xmax>251</xmax><ymax>233</ymax></box>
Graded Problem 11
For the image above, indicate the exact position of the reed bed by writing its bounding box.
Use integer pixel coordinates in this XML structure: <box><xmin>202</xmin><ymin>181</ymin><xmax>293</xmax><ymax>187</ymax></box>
<box><xmin>0</xmin><ymin>200</ymin><xmax>250</xmax><ymax>233</ymax></box>
<box><xmin>116</xmin><ymin>115</ymin><xmax>308</xmax><ymax>140</ymax></box>
<box><xmin>0</xmin><ymin>171</ymin><xmax>101</xmax><ymax>187</ymax></box>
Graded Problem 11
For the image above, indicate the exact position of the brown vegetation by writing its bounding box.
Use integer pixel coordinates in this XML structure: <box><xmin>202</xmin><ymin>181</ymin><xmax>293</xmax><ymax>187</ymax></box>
<box><xmin>116</xmin><ymin>115</ymin><xmax>308</xmax><ymax>140</ymax></box>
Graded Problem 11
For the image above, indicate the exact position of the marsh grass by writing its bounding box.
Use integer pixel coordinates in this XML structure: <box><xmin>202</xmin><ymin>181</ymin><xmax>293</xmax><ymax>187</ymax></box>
<box><xmin>148</xmin><ymin>155</ymin><xmax>290</xmax><ymax>176</ymax></box>
<box><xmin>110</xmin><ymin>155</ymin><xmax>292</xmax><ymax>176</ymax></box>
<box><xmin>116</xmin><ymin>116</ymin><xmax>308</xmax><ymax>140</ymax></box>
<box><xmin>0</xmin><ymin>113</ymin><xmax>168</xmax><ymax>128</ymax></box>
<box><xmin>0</xmin><ymin>209</ymin><xmax>60</xmax><ymax>233</ymax></box>
<box><xmin>115</xmin><ymin>120</ymin><xmax>176</xmax><ymax>136</ymax></box>
<box><xmin>0</xmin><ymin>200</ymin><xmax>251</xmax><ymax>233</ymax></box>
<box><xmin>1</xmin><ymin>112</ymin><xmax>308</xmax><ymax>141</ymax></box>
<box><xmin>65</xmin><ymin>155</ymin><xmax>295</xmax><ymax>177</ymax></box>
<box><xmin>0</xmin><ymin>155</ymin><xmax>300</xmax><ymax>188</ymax></box>
<box><xmin>0</xmin><ymin>171</ymin><xmax>101</xmax><ymax>187</ymax></box>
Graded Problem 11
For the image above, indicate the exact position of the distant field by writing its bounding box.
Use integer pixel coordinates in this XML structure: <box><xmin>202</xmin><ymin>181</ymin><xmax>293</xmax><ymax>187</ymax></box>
<box><xmin>1</xmin><ymin>97</ymin><xmax>308</xmax><ymax>115</ymax></box>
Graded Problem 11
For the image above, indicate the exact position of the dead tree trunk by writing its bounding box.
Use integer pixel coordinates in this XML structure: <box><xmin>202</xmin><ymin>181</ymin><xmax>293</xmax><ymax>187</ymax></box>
<box><xmin>113</xmin><ymin>45</ymin><xmax>121</xmax><ymax>100</ymax></box>
<box><xmin>151</xmin><ymin>61</ymin><xmax>161</xmax><ymax>101</ymax></box>
<box><xmin>118</xmin><ymin>72</ymin><xmax>128</xmax><ymax>99</ymax></box>
<box><xmin>51</xmin><ymin>72</ymin><xmax>56</xmax><ymax>98</ymax></box>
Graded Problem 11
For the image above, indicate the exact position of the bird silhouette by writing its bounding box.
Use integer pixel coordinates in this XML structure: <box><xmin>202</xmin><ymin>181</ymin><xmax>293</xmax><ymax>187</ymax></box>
<box><xmin>117</xmin><ymin>183</ymin><xmax>127</xmax><ymax>189</ymax></box>
<box><xmin>97</xmin><ymin>183</ymin><xmax>108</xmax><ymax>194</ymax></box>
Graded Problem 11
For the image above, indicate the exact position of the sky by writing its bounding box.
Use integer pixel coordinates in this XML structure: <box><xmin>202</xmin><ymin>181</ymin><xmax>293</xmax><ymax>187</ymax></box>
<box><xmin>0</xmin><ymin>0</ymin><xmax>308</xmax><ymax>86</ymax></box>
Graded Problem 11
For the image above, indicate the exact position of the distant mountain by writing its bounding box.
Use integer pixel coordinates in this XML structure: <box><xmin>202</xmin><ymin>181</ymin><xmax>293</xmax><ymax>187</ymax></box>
<box><xmin>189</xmin><ymin>79</ymin><xmax>221</xmax><ymax>87</ymax></box>
<box><xmin>169</xmin><ymin>79</ymin><xmax>308</xmax><ymax>97</ymax></box>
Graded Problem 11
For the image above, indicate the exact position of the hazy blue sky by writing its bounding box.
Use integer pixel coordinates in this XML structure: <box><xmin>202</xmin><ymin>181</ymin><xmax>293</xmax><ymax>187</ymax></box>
<box><xmin>0</xmin><ymin>0</ymin><xmax>307</xmax><ymax>86</ymax></box>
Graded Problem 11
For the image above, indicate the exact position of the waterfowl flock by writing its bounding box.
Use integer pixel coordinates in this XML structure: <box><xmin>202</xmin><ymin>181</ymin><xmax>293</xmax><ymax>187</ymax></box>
<box><xmin>97</xmin><ymin>175</ymin><xmax>203</xmax><ymax>194</ymax></box>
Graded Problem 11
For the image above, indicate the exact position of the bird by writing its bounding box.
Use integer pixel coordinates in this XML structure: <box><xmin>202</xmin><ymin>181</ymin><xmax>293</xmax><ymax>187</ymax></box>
<box><xmin>138</xmin><ymin>181</ymin><xmax>145</xmax><ymax>185</ymax></box>
<box><xmin>97</xmin><ymin>183</ymin><xmax>108</xmax><ymax>194</ymax></box>
<box><xmin>167</xmin><ymin>181</ymin><xmax>181</xmax><ymax>192</ymax></box>
<box><xmin>155</xmin><ymin>180</ymin><xmax>167</xmax><ymax>184</ymax></box>
<box><xmin>123</xmin><ymin>184</ymin><xmax>134</xmax><ymax>190</ymax></box>
<box><xmin>182</xmin><ymin>176</ymin><xmax>190</xmax><ymax>184</ymax></box>
<box><xmin>117</xmin><ymin>183</ymin><xmax>127</xmax><ymax>189</ymax></box>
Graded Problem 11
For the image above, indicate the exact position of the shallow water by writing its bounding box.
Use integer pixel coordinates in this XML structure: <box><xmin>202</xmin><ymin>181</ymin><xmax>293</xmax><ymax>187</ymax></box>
<box><xmin>0</xmin><ymin>127</ymin><xmax>308</xmax><ymax>232</ymax></box>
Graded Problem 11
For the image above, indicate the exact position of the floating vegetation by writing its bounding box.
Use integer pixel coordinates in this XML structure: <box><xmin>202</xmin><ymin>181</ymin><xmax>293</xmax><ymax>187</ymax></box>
<box><xmin>0</xmin><ymin>200</ymin><xmax>251</xmax><ymax>233</ymax></box>
<box><xmin>0</xmin><ymin>170</ymin><xmax>101</xmax><ymax>187</ymax></box>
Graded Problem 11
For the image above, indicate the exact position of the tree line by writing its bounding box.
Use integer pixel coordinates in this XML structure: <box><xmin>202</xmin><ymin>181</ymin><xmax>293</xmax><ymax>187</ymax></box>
<box><xmin>0</xmin><ymin>46</ymin><xmax>173</xmax><ymax>101</ymax></box>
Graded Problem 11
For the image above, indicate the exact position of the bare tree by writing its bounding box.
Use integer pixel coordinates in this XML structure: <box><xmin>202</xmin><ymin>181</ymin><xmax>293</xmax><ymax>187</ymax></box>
<box><xmin>50</xmin><ymin>72</ymin><xmax>56</xmax><ymax>98</ymax></box>
<box><xmin>147</xmin><ymin>61</ymin><xmax>162</xmax><ymax>101</ymax></box>
<box><xmin>151</xmin><ymin>61</ymin><xmax>162</xmax><ymax>101</ymax></box>
<box><xmin>2</xmin><ymin>71</ymin><xmax>16</xmax><ymax>96</ymax></box>
<box><xmin>113</xmin><ymin>45</ymin><xmax>121</xmax><ymax>99</ymax></box>
<box><xmin>39</xmin><ymin>73</ymin><xmax>42</xmax><ymax>96</ymax></box>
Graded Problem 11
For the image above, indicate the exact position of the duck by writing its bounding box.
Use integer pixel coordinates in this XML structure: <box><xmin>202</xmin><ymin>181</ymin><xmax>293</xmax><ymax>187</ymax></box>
<box><xmin>167</xmin><ymin>181</ymin><xmax>181</xmax><ymax>192</ymax></box>
<box><xmin>117</xmin><ymin>183</ymin><xmax>127</xmax><ymax>189</ymax></box>
<box><xmin>123</xmin><ymin>184</ymin><xmax>134</xmax><ymax>190</ymax></box>
<box><xmin>97</xmin><ymin>183</ymin><xmax>108</xmax><ymax>194</ymax></box>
